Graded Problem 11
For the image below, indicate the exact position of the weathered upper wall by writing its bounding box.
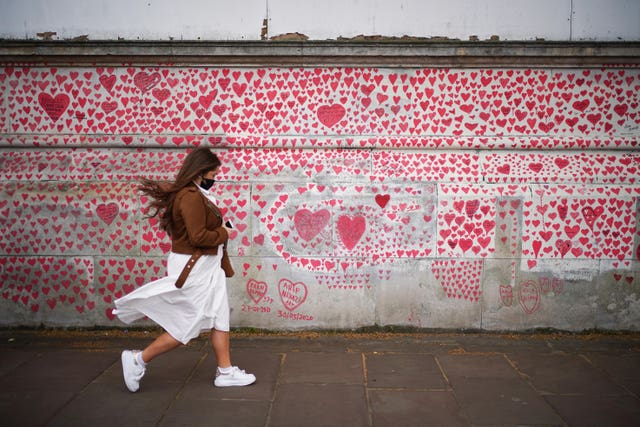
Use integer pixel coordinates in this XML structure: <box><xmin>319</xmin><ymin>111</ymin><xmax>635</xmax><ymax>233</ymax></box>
<box><xmin>0</xmin><ymin>0</ymin><xmax>639</xmax><ymax>42</ymax></box>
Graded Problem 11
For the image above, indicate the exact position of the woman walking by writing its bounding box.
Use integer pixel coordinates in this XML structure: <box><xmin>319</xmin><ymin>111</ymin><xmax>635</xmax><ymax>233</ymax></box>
<box><xmin>113</xmin><ymin>147</ymin><xmax>255</xmax><ymax>392</ymax></box>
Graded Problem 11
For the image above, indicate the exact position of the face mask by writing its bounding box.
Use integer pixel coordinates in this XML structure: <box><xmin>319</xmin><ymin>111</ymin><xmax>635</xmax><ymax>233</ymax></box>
<box><xmin>200</xmin><ymin>178</ymin><xmax>215</xmax><ymax>190</ymax></box>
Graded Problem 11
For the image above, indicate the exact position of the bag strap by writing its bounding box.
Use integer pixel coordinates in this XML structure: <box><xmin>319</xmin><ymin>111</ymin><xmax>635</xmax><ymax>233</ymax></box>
<box><xmin>174</xmin><ymin>249</ymin><xmax>203</xmax><ymax>288</ymax></box>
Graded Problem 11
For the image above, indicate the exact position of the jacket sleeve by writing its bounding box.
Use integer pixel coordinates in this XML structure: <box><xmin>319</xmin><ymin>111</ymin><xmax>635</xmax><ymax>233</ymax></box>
<box><xmin>179</xmin><ymin>190</ymin><xmax>229</xmax><ymax>248</ymax></box>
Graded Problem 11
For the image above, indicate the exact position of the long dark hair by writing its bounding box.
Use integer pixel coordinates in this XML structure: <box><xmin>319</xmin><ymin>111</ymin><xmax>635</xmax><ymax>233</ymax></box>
<box><xmin>139</xmin><ymin>147</ymin><xmax>221</xmax><ymax>235</ymax></box>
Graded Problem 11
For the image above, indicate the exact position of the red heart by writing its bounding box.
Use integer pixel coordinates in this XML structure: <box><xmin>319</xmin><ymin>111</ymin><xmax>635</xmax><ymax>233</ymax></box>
<box><xmin>96</xmin><ymin>202</ymin><xmax>119</xmax><ymax>225</ymax></box>
<box><xmin>458</xmin><ymin>238</ymin><xmax>473</xmax><ymax>252</ymax></box>
<box><xmin>555</xmin><ymin>239</ymin><xmax>572</xmax><ymax>257</ymax></box>
<box><xmin>101</xmin><ymin>101</ymin><xmax>118</xmax><ymax>114</ymax></box>
<box><xmin>518</xmin><ymin>280</ymin><xmax>540</xmax><ymax>314</ymax></box>
<box><xmin>554</xmin><ymin>158</ymin><xmax>569</xmax><ymax>169</ymax></box>
<box><xmin>278</xmin><ymin>278</ymin><xmax>308</xmax><ymax>312</ymax></box>
<box><xmin>337</xmin><ymin>214</ymin><xmax>365</xmax><ymax>250</ymax></box>
<box><xmin>38</xmin><ymin>93</ymin><xmax>70</xmax><ymax>122</ymax></box>
<box><xmin>317</xmin><ymin>104</ymin><xmax>345</xmax><ymax>128</ymax></box>
<box><xmin>528</xmin><ymin>162</ymin><xmax>543</xmax><ymax>173</ymax></box>
<box><xmin>582</xmin><ymin>206</ymin><xmax>604</xmax><ymax>229</ymax></box>
<box><xmin>375</xmin><ymin>194</ymin><xmax>390</xmax><ymax>208</ymax></box>
<box><xmin>499</xmin><ymin>285</ymin><xmax>514</xmax><ymax>307</ymax></box>
<box><xmin>294</xmin><ymin>209</ymin><xmax>330</xmax><ymax>242</ymax></box>
<box><xmin>99</xmin><ymin>75</ymin><xmax>116</xmax><ymax>92</ymax></box>
<box><xmin>614</xmin><ymin>104</ymin><xmax>628</xmax><ymax>117</ymax></box>
<box><xmin>497</xmin><ymin>164</ymin><xmax>511</xmax><ymax>174</ymax></box>
<box><xmin>572</xmin><ymin>99</ymin><xmax>589</xmax><ymax>112</ymax></box>
<box><xmin>465</xmin><ymin>200</ymin><xmax>480</xmax><ymax>217</ymax></box>
<box><xmin>152</xmin><ymin>88</ymin><xmax>170</xmax><ymax>102</ymax></box>
<box><xmin>246</xmin><ymin>279</ymin><xmax>268</xmax><ymax>304</ymax></box>
<box><xmin>133</xmin><ymin>72</ymin><xmax>161</xmax><ymax>93</ymax></box>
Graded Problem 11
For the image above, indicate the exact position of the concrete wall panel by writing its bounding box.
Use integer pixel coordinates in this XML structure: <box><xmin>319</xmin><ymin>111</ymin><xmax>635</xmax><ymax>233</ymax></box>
<box><xmin>0</xmin><ymin>63</ymin><xmax>639</xmax><ymax>331</ymax></box>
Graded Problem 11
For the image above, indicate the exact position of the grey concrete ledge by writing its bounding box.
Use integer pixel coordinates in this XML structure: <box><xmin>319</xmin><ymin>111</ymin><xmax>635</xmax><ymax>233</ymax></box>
<box><xmin>0</xmin><ymin>40</ymin><xmax>639</xmax><ymax>67</ymax></box>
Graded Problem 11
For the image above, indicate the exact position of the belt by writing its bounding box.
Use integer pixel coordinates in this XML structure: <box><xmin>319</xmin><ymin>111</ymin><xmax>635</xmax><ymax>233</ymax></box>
<box><xmin>174</xmin><ymin>249</ymin><xmax>203</xmax><ymax>289</ymax></box>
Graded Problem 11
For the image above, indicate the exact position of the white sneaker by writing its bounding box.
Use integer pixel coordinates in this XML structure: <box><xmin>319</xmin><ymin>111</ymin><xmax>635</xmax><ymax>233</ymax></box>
<box><xmin>214</xmin><ymin>366</ymin><xmax>256</xmax><ymax>387</ymax></box>
<box><xmin>121</xmin><ymin>350</ymin><xmax>146</xmax><ymax>392</ymax></box>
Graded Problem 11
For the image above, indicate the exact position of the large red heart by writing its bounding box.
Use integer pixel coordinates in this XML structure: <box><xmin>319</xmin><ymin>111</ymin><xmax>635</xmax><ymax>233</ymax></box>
<box><xmin>38</xmin><ymin>93</ymin><xmax>70</xmax><ymax>122</ymax></box>
<box><xmin>465</xmin><ymin>199</ymin><xmax>480</xmax><ymax>217</ymax></box>
<box><xmin>317</xmin><ymin>104</ymin><xmax>345</xmax><ymax>128</ymax></box>
<box><xmin>518</xmin><ymin>280</ymin><xmax>540</xmax><ymax>314</ymax></box>
<box><xmin>555</xmin><ymin>239</ymin><xmax>572</xmax><ymax>257</ymax></box>
<box><xmin>133</xmin><ymin>72</ymin><xmax>161</xmax><ymax>93</ymax></box>
<box><xmin>96</xmin><ymin>202</ymin><xmax>119</xmax><ymax>225</ymax></box>
<box><xmin>294</xmin><ymin>209</ymin><xmax>330</xmax><ymax>241</ymax></box>
<box><xmin>581</xmin><ymin>206</ymin><xmax>604</xmax><ymax>229</ymax></box>
<box><xmin>499</xmin><ymin>285</ymin><xmax>514</xmax><ymax>307</ymax></box>
<box><xmin>99</xmin><ymin>75</ymin><xmax>116</xmax><ymax>92</ymax></box>
<box><xmin>337</xmin><ymin>214</ymin><xmax>366</xmax><ymax>250</ymax></box>
<box><xmin>278</xmin><ymin>278</ymin><xmax>308</xmax><ymax>312</ymax></box>
<box><xmin>246</xmin><ymin>279</ymin><xmax>267</xmax><ymax>304</ymax></box>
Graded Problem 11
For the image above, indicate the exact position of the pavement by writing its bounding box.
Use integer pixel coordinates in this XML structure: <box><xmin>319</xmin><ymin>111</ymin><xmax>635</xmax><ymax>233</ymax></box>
<box><xmin>1</xmin><ymin>329</ymin><xmax>640</xmax><ymax>427</ymax></box>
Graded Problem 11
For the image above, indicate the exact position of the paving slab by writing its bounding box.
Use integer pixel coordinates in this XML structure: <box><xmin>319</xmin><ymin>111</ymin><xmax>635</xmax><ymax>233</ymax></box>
<box><xmin>279</xmin><ymin>351</ymin><xmax>363</xmax><ymax>384</ymax></box>
<box><xmin>508</xmin><ymin>352</ymin><xmax>628</xmax><ymax>395</ymax></box>
<box><xmin>159</xmin><ymin>398</ymin><xmax>271</xmax><ymax>427</ymax></box>
<box><xmin>545</xmin><ymin>395</ymin><xmax>640</xmax><ymax>427</ymax></box>
<box><xmin>0</xmin><ymin>349</ymin><xmax>118</xmax><ymax>392</ymax></box>
<box><xmin>1</xmin><ymin>390</ymin><xmax>76</xmax><ymax>427</ymax></box>
<box><xmin>47</xmin><ymin>381</ymin><xmax>172</xmax><ymax>427</ymax></box>
<box><xmin>269</xmin><ymin>383</ymin><xmax>368</xmax><ymax>427</ymax></box>
<box><xmin>369</xmin><ymin>389</ymin><xmax>467</xmax><ymax>427</ymax></box>
<box><xmin>451</xmin><ymin>377</ymin><xmax>565</xmax><ymax>425</ymax></box>
<box><xmin>585</xmin><ymin>352</ymin><xmax>640</xmax><ymax>397</ymax></box>
<box><xmin>0</xmin><ymin>349</ymin><xmax>38</xmax><ymax>376</ymax></box>
<box><xmin>437</xmin><ymin>354</ymin><xmax>521</xmax><ymax>382</ymax></box>
<box><xmin>365</xmin><ymin>353</ymin><xmax>447</xmax><ymax>389</ymax></box>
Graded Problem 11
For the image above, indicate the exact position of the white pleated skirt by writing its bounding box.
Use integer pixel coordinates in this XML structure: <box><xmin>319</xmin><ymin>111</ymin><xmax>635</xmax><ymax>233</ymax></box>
<box><xmin>113</xmin><ymin>249</ymin><xmax>229</xmax><ymax>345</ymax></box>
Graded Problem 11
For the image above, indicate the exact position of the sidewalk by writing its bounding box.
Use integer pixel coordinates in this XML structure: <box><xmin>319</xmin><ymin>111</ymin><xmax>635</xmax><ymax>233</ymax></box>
<box><xmin>1</xmin><ymin>329</ymin><xmax>639</xmax><ymax>427</ymax></box>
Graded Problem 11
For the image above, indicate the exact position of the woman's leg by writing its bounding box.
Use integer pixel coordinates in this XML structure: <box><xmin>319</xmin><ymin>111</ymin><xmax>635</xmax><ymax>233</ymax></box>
<box><xmin>210</xmin><ymin>328</ymin><xmax>256</xmax><ymax>386</ymax></box>
<box><xmin>211</xmin><ymin>328</ymin><xmax>231</xmax><ymax>368</ymax></box>
<box><xmin>141</xmin><ymin>331</ymin><xmax>182</xmax><ymax>363</ymax></box>
<box><xmin>121</xmin><ymin>331</ymin><xmax>180</xmax><ymax>392</ymax></box>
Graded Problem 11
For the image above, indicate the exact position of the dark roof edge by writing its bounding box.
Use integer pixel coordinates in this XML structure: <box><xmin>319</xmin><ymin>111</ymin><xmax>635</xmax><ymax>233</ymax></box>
<box><xmin>1</xmin><ymin>40</ymin><xmax>639</xmax><ymax>67</ymax></box>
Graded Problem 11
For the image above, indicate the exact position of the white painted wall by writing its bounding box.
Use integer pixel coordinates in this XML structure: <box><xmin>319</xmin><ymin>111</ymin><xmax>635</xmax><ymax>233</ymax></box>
<box><xmin>0</xmin><ymin>0</ymin><xmax>638</xmax><ymax>41</ymax></box>
<box><xmin>268</xmin><ymin>0</ymin><xmax>572</xmax><ymax>41</ymax></box>
<box><xmin>572</xmin><ymin>0</ymin><xmax>640</xmax><ymax>41</ymax></box>
<box><xmin>0</xmin><ymin>0</ymin><xmax>266</xmax><ymax>40</ymax></box>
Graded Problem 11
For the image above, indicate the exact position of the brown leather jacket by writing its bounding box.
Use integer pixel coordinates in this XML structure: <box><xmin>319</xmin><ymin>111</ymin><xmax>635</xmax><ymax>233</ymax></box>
<box><xmin>171</xmin><ymin>185</ymin><xmax>234</xmax><ymax>277</ymax></box>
